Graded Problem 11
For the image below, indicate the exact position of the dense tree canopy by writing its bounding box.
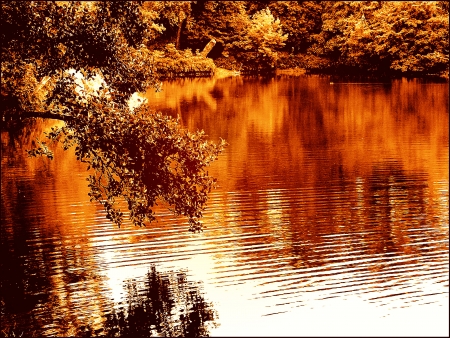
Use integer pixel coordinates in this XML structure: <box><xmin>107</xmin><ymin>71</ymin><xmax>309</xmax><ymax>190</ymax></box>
<box><xmin>310</xmin><ymin>1</ymin><xmax>449</xmax><ymax>75</ymax></box>
<box><xmin>186</xmin><ymin>1</ymin><xmax>249</xmax><ymax>55</ymax></box>
<box><xmin>267</xmin><ymin>1</ymin><xmax>323</xmax><ymax>54</ymax></box>
<box><xmin>151</xmin><ymin>0</ymin><xmax>448</xmax><ymax>76</ymax></box>
<box><xmin>144</xmin><ymin>1</ymin><xmax>192</xmax><ymax>50</ymax></box>
<box><xmin>2</xmin><ymin>1</ymin><xmax>225</xmax><ymax>231</ymax></box>
<box><xmin>231</xmin><ymin>7</ymin><xmax>288</xmax><ymax>69</ymax></box>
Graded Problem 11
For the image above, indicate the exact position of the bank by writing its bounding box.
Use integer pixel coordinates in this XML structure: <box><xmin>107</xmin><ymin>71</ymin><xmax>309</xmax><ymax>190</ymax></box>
<box><xmin>157</xmin><ymin>52</ymin><xmax>448</xmax><ymax>81</ymax></box>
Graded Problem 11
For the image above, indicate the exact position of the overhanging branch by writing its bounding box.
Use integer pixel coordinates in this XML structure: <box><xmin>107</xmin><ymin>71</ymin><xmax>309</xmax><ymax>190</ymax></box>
<box><xmin>8</xmin><ymin>111</ymin><xmax>74</xmax><ymax>121</ymax></box>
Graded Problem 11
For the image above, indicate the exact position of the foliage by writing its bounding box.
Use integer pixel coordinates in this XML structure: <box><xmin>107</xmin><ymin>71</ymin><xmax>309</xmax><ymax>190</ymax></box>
<box><xmin>185</xmin><ymin>1</ymin><xmax>250</xmax><ymax>57</ymax></box>
<box><xmin>367</xmin><ymin>1</ymin><xmax>449</xmax><ymax>74</ymax></box>
<box><xmin>2</xmin><ymin>1</ymin><xmax>225</xmax><ymax>231</ymax></box>
<box><xmin>183</xmin><ymin>2</ymin><xmax>288</xmax><ymax>70</ymax></box>
<box><xmin>137</xmin><ymin>1</ymin><xmax>448</xmax><ymax>76</ymax></box>
<box><xmin>308</xmin><ymin>1</ymin><xmax>449</xmax><ymax>75</ymax></box>
<box><xmin>232</xmin><ymin>7</ymin><xmax>288</xmax><ymax>70</ymax></box>
<box><xmin>44</xmin><ymin>101</ymin><xmax>224</xmax><ymax>230</ymax></box>
<box><xmin>276</xmin><ymin>51</ymin><xmax>330</xmax><ymax>71</ymax></box>
<box><xmin>2</xmin><ymin>1</ymin><xmax>163</xmax><ymax>112</ymax></box>
<box><xmin>144</xmin><ymin>1</ymin><xmax>192</xmax><ymax>49</ymax></box>
<box><xmin>267</xmin><ymin>1</ymin><xmax>323</xmax><ymax>53</ymax></box>
<box><xmin>152</xmin><ymin>44</ymin><xmax>216</xmax><ymax>77</ymax></box>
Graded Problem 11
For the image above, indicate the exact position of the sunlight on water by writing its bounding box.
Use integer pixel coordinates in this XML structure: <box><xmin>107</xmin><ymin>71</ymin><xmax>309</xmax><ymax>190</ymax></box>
<box><xmin>1</xmin><ymin>76</ymin><xmax>448</xmax><ymax>336</ymax></box>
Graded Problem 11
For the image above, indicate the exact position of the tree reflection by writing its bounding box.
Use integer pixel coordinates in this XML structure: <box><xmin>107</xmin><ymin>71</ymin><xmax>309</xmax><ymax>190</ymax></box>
<box><xmin>1</xmin><ymin>179</ymin><xmax>52</xmax><ymax>338</ymax></box>
<box><xmin>101</xmin><ymin>266</ymin><xmax>218</xmax><ymax>338</ymax></box>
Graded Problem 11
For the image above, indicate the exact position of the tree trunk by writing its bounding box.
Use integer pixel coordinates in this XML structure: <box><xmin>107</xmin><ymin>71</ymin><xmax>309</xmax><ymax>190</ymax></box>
<box><xmin>175</xmin><ymin>18</ymin><xmax>187</xmax><ymax>50</ymax></box>
<box><xmin>201</xmin><ymin>39</ymin><xmax>216</xmax><ymax>58</ymax></box>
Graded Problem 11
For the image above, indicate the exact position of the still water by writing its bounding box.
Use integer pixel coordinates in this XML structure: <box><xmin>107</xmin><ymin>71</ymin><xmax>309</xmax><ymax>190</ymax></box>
<box><xmin>1</xmin><ymin>76</ymin><xmax>448</xmax><ymax>336</ymax></box>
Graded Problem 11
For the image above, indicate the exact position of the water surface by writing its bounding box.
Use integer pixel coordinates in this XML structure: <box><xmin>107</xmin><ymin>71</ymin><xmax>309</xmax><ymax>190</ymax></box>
<box><xmin>1</xmin><ymin>76</ymin><xmax>448</xmax><ymax>336</ymax></box>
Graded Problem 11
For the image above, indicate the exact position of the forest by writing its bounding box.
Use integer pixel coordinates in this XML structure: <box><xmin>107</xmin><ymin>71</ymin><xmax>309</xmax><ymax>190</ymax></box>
<box><xmin>146</xmin><ymin>1</ymin><xmax>449</xmax><ymax>77</ymax></box>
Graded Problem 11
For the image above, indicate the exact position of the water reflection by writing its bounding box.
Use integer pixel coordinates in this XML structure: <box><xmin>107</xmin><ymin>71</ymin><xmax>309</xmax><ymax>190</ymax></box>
<box><xmin>101</xmin><ymin>266</ymin><xmax>218</xmax><ymax>338</ymax></box>
<box><xmin>1</xmin><ymin>76</ymin><xmax>448</xmax><ymax>336</ymax></box>
<box><xmin>2</xmin><ymin>123</ymin><xmax>218</xmax><ymax>337</ymax></box>
<box><xmin>201</xmin><ymin>159</ymin><xmax>447</xmax><ymax>271</ymax></box>
<box><xmin>146</xmin><ymin>77</ymin><xmax>448</xmax><ymax>189</ymax></box>
<box><xmin>144</xmin><ymin>76</ymin><xmax>448</xmax><ymax>335</ymax></box>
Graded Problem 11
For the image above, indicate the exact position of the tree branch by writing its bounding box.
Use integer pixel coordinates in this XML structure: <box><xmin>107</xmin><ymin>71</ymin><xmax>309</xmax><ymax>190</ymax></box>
<box><xmin>11</xmin><ymin>111</ymin><xmax>74</xmax><ymax>121</ymax></box>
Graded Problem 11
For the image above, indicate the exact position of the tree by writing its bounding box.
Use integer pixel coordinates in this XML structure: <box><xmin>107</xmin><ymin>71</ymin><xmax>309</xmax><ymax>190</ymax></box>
<box><xmin>268</xmin><ymin>1</ymin><xmax>323</xmax><ymax>53</ymax></box>
<box><xmin>185</xmin><ymin>1</ymin><xmax>250</xmax><ymax>60</ymax></box>
<box><xmin>312</xmin><ymin>1</ymin><xmax>384</xmax><ymax>72</ymax></box>
<box><xmin>233</xmin><ymin>7</ymin><xmax>288</xmax><ymax>70</ymax></box>
<box><xmin>367</xmin><ymin>1</ymin><xmax>449</xmax><ymax>74</ymax></box>
<box><xmin>145</xmin><ymin>1</ymin><xmax>192</xmax><ymax>50</ymax></box>
<box><xmin>1</xmin><ymin>1</ymin><xmax>225</xmax><ymax>231</ymax></box>
<box><xmin>308</xmin><ymin>1</ymin><xmax>449</xmax><ymax>76</ymax></box>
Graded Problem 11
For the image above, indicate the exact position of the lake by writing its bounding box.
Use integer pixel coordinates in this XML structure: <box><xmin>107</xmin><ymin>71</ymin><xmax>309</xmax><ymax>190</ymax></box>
<box><xmin>1</xmin><ymin>75</ymin><xmax>448</xmax><ymax>336</ymax></box>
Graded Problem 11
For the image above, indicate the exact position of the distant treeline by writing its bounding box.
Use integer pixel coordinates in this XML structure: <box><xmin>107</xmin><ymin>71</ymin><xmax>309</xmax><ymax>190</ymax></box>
<box><xmin>144</xmin><ymin>1</ymin><xmax>449</xmax><ymax>77</ymax></box>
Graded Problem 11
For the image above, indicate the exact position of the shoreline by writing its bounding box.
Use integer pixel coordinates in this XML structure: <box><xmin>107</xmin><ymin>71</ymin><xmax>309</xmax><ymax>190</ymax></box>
<box><xmin>213</xmin><ymin>66</ymin><xmax>448</xmax><ymax>80</ymax></box>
